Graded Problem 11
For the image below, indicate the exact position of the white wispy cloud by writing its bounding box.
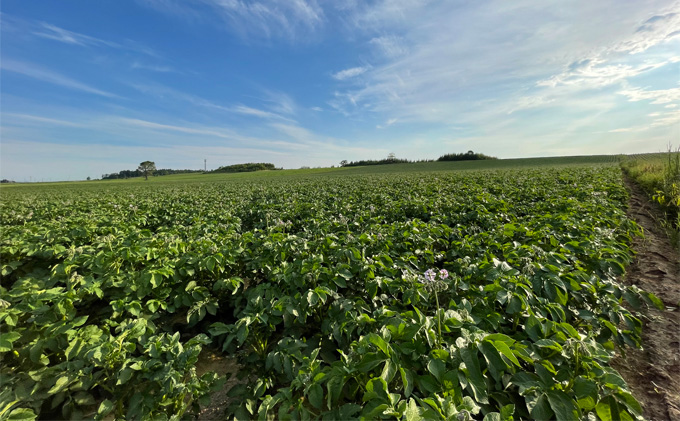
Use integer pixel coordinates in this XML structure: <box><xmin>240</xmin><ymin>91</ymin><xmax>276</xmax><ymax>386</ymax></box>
<box><xmin>651</xmin><ymin>109</ymin><xmax>680</xmax><ymax>127</ymax></box>
<box><xmin>140</xmin><ymin>0</ymin><xmax>324</xmax><ymax>42</ymax></box>
<box><xmin>608</xmin><ymin>109</ymin><xmax>680</xmax><ymax>133</ymax></box>
<box><xmin>529</xmin><ymin>4</ymin><xmax>680</xmax><ymax>108</ymax></box>
<box><xmin>330</xmin><ymin>2</ymin><xmax>564</xmax><ymax>120</ymax></box>
<box><xmin>332</xmin><ymin>66</ymin><xmax>369</xmax><ymax>80</ymax></box>
<box><xmin>330</xmin><ymin>0</ymin><xmax>679</xmax><ymax>130</ymax></box>
<box><xmin>33</xmin><ymin>23</ymin><xmax>121</xmax><ymax>48</ymax></box>
<box><xmin>130</xmin><ymin>83</ymin><xmax>296</xmax><ymax>122</ymax></box>
<box><xmin>537</xmin><ymin>56</ymin><xmax>676</xmax><ymax>89</ymax></box>
<box><xmin>1</xmin><ymin>110</ymin><xmax>327</xmax><ymax>153</ymax></box>
<box><xmin>618</xmin><ymin>87</ymin><xmax>680</xmax><ymax>105</ymax></box>
<box><xmin>269</xmin><ymin>122</ymin><xmax>382</xmax><ymax>156</ymax></box>
<box><xmin>3</xmin><ymin>113</ymin><xmax>86</xmax><ymax>127</ymax></box>
<box><xmin>376</xmin><ymin>118</ymin><xmax>397</xmax><ymax>129</ymax></box>
<box><xmin>258</xmin><ymin>89</ymin><xmax>297</xmax><ymax>115</ymax></box>
<box><xmin>231</xmin><ymin>105</ymin><xmax>295</xmax><ymax>122</ymax></box>
<box><xmin>270</xmin><ymin>123</ymin><xmax>317</xmax><ymax>144</ymax></box>
<box><xmin>369</xmin><ymin>36</ymin><xmax>408</xmax><ymax>58</ymax></box>
<box><xmin>609</xmin><ymin>127</ymin><xmax>644</xmax><ymax>133</ymax></box>
<box><xmin>1</xmin><ymin>59</ymin><xmax>119</xmax><ymax>98</ymax></box>
<box><xmin>507</xmin><ymin>96</ymin><xmax>556</xmax><ymax>114</ymax></box>
<box><xmin>37</xmin><ymin>22</ymin><xmax>159</xmax><ymax>57</ymax></box>
<box><xmin>117</xmin><ymin>117</ymin><xmax>377</xmax><ymax>157</ymax></box>
<box><xmin>131</xmin><ymin>83</ymin><xmax>231</xmax><ymax>111</ymax></box>
<box><xmin>131</xmin><ymin>62</ymin><xmax>176</xmax><ymax>73</ymax></box>
<box><xmin>539</xmin><ymin>60</ymin><xmax>652</xmax><ymax>89</ymax></box>
<box><xmin>206</xmin><ymin>0</ymin><xmax>324</xmax><ymax>41</ymax></box>
<box><xmin>615</xmin><ymin>10</ymin><xmax>680</xmax><ymax>54</ymax></box>
<box><xmin>118</xmin><ymin>118</ymin><xmax>235</xmax><ymax>138</ymax></box>
<box><xmin>1</xmin><ymin>15</ymin><xmax>159</xmax><ymax>57</ymax></box>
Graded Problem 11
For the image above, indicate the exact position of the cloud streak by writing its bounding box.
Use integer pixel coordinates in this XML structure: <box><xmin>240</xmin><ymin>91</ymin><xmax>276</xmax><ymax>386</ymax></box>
<box><xmin>1</xmin><ymin>15</ymin><xmax>159</xmax><ymax>57</ymax></box>
<box><xmin>33</xmin><ymin>23</ymin><xmax>121</xmax><ymax>48</ymax></box>
<box><xmin>332</xmin><ymin>66</ymin><xmax>369</xmax><ymax>80</ymax></box>
<box><xmin>619</xmin><ymin>11</ymin><xmax>680</xmax><ymax>54</ymax></box>
<box><xmin>131</xmin><ymin>62</ymin><xmax>176</xmax><ymax>73</ymax></box>
<box><xmin>3</xmin><ymin>113</ymin><xmax>86</xmax><ymax>127</ymax></box>
<box><xmin>369</xmin><ymin>36</ymin><xmax>408</xmax><ymax>58</ymax></box>
<box><xmin>618</xmin><ymin>87</ymin><xmax>680</xmax><ymax>105</ymax></box>
<box><xmin>140</xmin><ymin>0</ymin><xmax>324</xmax><ymax>42</ymax></box>
<box><xmin>231</xmin><ymin>105</ymin><xmax>295</xmax><ymax>122</ymax></box>
<box><xmin>130</xmin><ymin>83</ymin><xmax>296</xmax><ymax>122</ymax></box>
<box><xmin>1</xmin><ymin>59</ymin><xmax>119</xmax><ymax>98</ymax></box>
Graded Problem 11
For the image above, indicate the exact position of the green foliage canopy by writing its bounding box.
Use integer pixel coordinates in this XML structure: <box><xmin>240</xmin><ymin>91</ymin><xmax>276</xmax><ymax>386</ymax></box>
<box><xmin>0</xmin><ymin>163</ymin><xmax>658</xmax><ymax>420</ymax></box>
<box><xmin>137</xmin><ymin>161</ymin><xmax>157</xmax><ymax>180</ymax></box>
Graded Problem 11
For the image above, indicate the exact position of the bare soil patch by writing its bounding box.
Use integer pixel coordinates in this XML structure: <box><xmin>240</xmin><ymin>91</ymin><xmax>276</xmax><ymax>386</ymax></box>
<box><xmin>612</xmin><ymin>177</ymin><xmax>680</xmax><ymax>421</ymax></box>
<box><xmin>195</xmin><ymin>348</ymin><xmax>242</xmax><ymax>420</ymax></box>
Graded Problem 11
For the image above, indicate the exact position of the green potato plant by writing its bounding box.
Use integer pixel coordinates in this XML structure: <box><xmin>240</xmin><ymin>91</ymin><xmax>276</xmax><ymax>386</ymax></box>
<box><xmin>0</xmin><ymin>165</ymin><xmax>662</xmax><ymax>420</ymax></box>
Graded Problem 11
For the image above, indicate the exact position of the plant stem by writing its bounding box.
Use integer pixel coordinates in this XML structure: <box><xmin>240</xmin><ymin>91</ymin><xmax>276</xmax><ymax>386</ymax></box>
<box><xmin>434</xmin><ymin>289</ymin><xmax>442</xmax><ymax>349</ymax></box>
<box><xmin>565</xmin><ymin>342</ymin><xmax>580</xmax><ymax>392</ymax></box>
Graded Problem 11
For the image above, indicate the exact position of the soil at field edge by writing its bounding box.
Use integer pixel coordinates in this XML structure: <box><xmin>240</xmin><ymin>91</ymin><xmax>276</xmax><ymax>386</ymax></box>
<box><xmin>612</xmin><ymin>177</ymin><xmax>680</xmax><ymax>421</ymax></box>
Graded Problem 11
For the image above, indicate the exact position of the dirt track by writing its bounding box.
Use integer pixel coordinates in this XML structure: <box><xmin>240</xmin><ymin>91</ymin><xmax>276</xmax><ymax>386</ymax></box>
<box><xmin>613</xmin><ymin>177</ymin><xmax>680</xmax><ymax>421</ymax></box>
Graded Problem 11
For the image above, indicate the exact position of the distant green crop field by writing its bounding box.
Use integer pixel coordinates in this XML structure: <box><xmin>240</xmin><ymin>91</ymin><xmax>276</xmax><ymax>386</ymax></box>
<box><xmin>1</xmin><ymin>156</ymin><xmax>656</xmax><ymax>420</ymax></box>
<box><xmin>1</xmin><ymin>154</ymin><xmax>621</xmax><ymax>191</ymax></box>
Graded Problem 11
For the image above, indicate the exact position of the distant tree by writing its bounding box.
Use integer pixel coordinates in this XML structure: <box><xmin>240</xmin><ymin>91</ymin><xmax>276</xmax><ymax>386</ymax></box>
<box><xmin>86</xmin><ymin>176</ymin><xmax>91</xmax><ymax>181</ymax></box>
<box><xmin>340</xmin><ymin>160</ymin><xmax>348</xmax><ymax>167</ymax></box>
<box><xmin>387</xmin><ymin>152</ymin><xmax>397</xmax><ymax>161</ymax></box>
<box><xmin>137</xmin><ymin>161</ymin><xmax>156</xmax><ymax>180</ymax></box>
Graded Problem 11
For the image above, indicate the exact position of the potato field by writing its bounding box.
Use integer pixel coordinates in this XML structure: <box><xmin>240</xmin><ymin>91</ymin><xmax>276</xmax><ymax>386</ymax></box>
<box><xmin>0</xmin><ymin>163</ymin><xmax>662</xmax><ymax>420</ymax></box>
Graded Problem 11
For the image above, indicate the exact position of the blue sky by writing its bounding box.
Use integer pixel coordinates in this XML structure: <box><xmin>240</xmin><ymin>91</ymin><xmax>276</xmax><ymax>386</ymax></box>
<box><xmin>1</xmin><ymin>0</ymin><xmax>679</xmax><ymax>181</ymax></box>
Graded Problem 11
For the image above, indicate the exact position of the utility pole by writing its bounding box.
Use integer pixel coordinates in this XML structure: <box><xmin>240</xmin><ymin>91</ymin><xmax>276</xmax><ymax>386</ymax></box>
<box><xmin>204</xmin><ymin>159</ymin><xmax>207</xmax><ymax>172</ymax></box>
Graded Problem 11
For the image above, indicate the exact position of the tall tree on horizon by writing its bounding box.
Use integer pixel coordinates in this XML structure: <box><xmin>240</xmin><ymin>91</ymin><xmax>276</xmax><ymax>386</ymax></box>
<box><xmin>138</xmin><ymin>161</ymin><xmax>156</xmax><ymax>180</ymax></box>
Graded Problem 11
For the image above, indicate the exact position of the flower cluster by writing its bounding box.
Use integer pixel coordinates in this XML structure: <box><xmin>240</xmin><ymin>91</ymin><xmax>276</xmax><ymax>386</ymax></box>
<box><xmin>420</xmin><ymin>268</ymin><xmax>449</xmax><ymax>293</ymax></box>
<box><xmin>274</xmin><ymin>218</ymin><xmax>292</xmax><ymax>228</ymax></box>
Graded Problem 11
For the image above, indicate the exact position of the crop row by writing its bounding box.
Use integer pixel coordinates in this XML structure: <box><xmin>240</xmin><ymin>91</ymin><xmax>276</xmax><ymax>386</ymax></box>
<box><xmin>0</xmin><ymin>166</ymin><xmax>660</xmax><ymax>420</ymax></box>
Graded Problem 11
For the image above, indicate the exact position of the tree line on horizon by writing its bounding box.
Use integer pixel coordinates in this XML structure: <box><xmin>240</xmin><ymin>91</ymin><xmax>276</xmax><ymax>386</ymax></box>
<box><xmin>101</xmin><ymin>168</ymin><xmax>202</xmax><ymax>180</ymax></box>
<box><xmin>211</xmin><ymin>163</ymin><xmax>280</xmax><ymax>173</ymax></box>
<box><xmin>97</xmin><ymin>151</ymin><xmax>497</xmax><ymax>180</ymax></box>
<box><xmin>339</xmin><ymin>150</ymin><xmax>497</xmax><ymax>167</ymax></box>
<box><xmin>100</xmin><ymin>162</ymin><xmax>280</xmax><ymax>180</ymax></box>
<box><xmin>437</xmin><ymin>150</ymin><xmax>498</xmax><ymax>161</ymax></box>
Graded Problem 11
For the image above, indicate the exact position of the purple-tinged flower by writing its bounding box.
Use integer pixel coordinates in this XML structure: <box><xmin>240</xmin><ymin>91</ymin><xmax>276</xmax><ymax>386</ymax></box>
<box><xmin>424</xmin><ymin>269</ymin><xmax>436</xmax><ymax>282</ymax></box>
<box><xmin>420</xmin><ymin>268</ymin><xmax>448</xmax><ymax>293</ymax></box>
